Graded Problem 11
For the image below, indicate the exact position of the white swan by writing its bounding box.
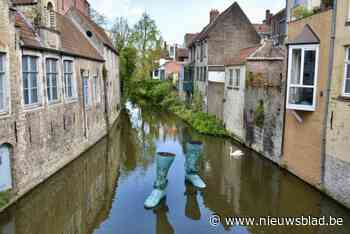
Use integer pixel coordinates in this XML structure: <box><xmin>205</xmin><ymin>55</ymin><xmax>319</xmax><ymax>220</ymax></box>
<box><xmin>230</xmin><ymin>149</ymin><xmax>244</xmax><ymax>159</ymax></box>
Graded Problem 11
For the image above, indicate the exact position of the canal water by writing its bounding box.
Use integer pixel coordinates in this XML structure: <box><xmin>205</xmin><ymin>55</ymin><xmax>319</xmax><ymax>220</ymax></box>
<box><xmin>0</xmin><ymin>104</ymin><xmax>350</xmax><ymax>234</ymax></box>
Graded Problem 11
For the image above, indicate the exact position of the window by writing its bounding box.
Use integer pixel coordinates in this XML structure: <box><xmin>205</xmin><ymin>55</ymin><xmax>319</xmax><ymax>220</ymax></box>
<box><xmin>287</xmin><ymin>45</ymin><xmax>319</xmax><ymax>111</ymax></box>
<box><xmin>204</xmin><ymin>67</ymin><xmax>207</xmax><ymax>81</ymax></box>
<box><xmin>234</xmin><ymin>69</ymin><xmax>240</xmax><ymax>88</ymax></box>
<box><xmin>64</xmin><ymin>60</ymin><xmax>75</xmax><ymax>98</ymax></box>
<box><xmin>343</xmin><ymin>48</ymin><xmax>350</xmax><ymax>96</ymax></box>
<box><xmin>93</xmin><ymin>76</ymin><xmax>100</xmax><ymax>103</ymax></box>
<box><xmin>196</xmin><ymin>67</ymin><xmax>199</xmax><ymax>81</ymax></box>
<box><xmin>83</xmin><ymin>77</ymin><xmax>90</xmax><ymax>107</ymax></box>
<box><xmin>0</xmin><ymin>54</ymin><xmax>6</xmax><ymax>112</ymax></box>
<box><xmin>22</xmin><ymin>56</ymin><xmax>39</xmax><ymax>105</ymax></box>
<box><xmin>46</xmin><ymin>58</ymin><xmax>58</xmax><ymax>102</ymax></box>
<box><xmin>228</xmin><ymin>69</ymin><xmax>233</xmax><ymax>86</ymax></box>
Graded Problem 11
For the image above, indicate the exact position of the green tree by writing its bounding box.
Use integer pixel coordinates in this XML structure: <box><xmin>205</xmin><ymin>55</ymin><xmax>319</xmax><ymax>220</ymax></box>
<box><xmin>120</xmin><ymin>46</ymin><xmax>138</xmax><ymax>97</ymax></box>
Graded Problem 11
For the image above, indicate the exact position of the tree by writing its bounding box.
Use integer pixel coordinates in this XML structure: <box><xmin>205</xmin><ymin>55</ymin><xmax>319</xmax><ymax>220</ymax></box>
<box><xmin>131</xmin><ymin>12</ymin><xmax>159</xmax><ymax>60</ymax></box>
<box><xmin>110</xmin><ymin>17</ymin><xmax>131</xmax><ymax>52</ymax></box>
<box><xmin>90</xmin><ymin>8</ymin><xmax>109</xmax><ymax>28</ymax></box>
<box><xmin>120</xmin><ymin>46</ymin><xmax>138</xmax><ymax>97</ymax></box>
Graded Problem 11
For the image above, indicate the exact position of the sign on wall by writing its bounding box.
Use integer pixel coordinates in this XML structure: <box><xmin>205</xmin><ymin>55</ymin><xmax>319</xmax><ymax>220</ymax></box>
<box><xmin>0</xmin><ymin>144</ymin><xmax>12</xmax><ymax>192</ymax></box>
<box><xmin>208</xmin><ymin>71</ymin><xmax>225</xmax><ymax>83</ymax></box>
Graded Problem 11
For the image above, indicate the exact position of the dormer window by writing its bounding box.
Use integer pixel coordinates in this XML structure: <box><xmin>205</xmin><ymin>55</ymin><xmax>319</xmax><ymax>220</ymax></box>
<box><xmin>47</xmin><ymin>2</ymin><xmax>56</xmax><ymax>29</ymax></box>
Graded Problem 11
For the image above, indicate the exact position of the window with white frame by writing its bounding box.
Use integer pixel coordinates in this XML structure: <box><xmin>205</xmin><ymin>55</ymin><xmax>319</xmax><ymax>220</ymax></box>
<box><xmin>0</xmin><ymin>54</ymin><xmax>6</xmax><ymax>112</ymax></box>
<box><xmin>64</xmin><ymin>60</ymin><xmax>75</xmax><ymax>98</ymax></box>
<box><xmin>228</xmin><ymin>69</ymin><xmax>233</xmax><ymax>87</ymax></box>
<box><xmin>22</xmin><ymin>55</ymin><xmax>39</xmax><ymax>105</ymax></box>
<box><xmin>287</xmin><ymin>45</ymin><xmax>319</xmax><ymax>111</ymax></box>
<box><xmin>46</xmin><ymin>58</ymin><xmax>59</xmax><ymax>102</ymax></box>
<box><xmin>234</xmin><ymin>69</ymin><xmax>241</xmax><ymax>88</ymax></box>
<box><xmin>343</xmin><ymin>47</ymin><xmax>350</xmax><ymax>96</ymax></box>
<box><xmin>83</xmin><ymin>77</ymin><xmax>90</xmax><ymax>107</ymax></box>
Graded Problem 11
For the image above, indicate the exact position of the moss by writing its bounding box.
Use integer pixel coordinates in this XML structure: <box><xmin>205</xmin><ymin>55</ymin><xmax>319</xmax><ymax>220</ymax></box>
<box><xmin>255</xmin><ymin>100</ymin><xmax>265</xmax><ymax>129</ymax></box>
<box><xmin>292</xmin><ymin>5</ymin><xmax>314</xmax><ymax>20</ymax></box>
<box><xmin>0</xmin><ymin>190</ymin><xmax>11</xmax><ymax>209</ymax></box>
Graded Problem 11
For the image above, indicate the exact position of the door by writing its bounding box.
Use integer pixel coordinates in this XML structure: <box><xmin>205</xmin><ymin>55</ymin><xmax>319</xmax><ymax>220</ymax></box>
<box><xmin>0</xmin><ymin>144</ymin><xmax>12</xmax><ymax>192</ymax></box>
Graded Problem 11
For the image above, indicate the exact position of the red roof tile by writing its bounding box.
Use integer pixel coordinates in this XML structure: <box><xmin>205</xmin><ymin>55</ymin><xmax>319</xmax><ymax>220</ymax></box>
<box><xmin>225</xmin><ymin>45</ymin><xmax>260</xmax><ymax>65</ymax></box>
<box><xmin>15</xmin><ymin>11</ymin><xmax>104</xmax><ymax>61</ymax></box>
<box><xmin>73</xmin><ymin>8</ymin><xmax>118</xmax><ymax>54</ymax></box>
<box><xmin>56</xmin><ymin>13</ymin><xmax>104</xmax><ymax>61</ymax></box>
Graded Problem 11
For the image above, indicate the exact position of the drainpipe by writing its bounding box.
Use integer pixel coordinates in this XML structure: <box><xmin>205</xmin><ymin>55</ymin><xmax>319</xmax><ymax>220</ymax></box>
<box><xmin>321</xmin><ymin>0</ymin><xmax>337</xmax><ymax>185</ymax></box>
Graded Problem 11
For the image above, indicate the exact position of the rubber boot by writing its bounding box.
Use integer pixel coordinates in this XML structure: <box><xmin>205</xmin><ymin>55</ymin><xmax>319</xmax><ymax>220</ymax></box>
<box><xmin>185</xmin><ymin>141</ymin><xmax>206</xmax><ymax>189</ymax></box>
<box><xmin>144</xmin><ymin>152</ymin><xmax>175</xmax><ymax>209</ymax></box>
<box><xmin>185</xmin><ymin>184</ymin><xmax>201</xmax><ymax>220</ymax></box>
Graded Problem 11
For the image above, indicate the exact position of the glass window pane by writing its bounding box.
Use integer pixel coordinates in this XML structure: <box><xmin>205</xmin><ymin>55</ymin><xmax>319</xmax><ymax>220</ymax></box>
<box><xmin>46</xmin><ymin>59</ymin><xmax>50</xmax><ymax>73</ymax></box>
<box><xmin>31</xmin><ymin>74</ymin><xmax>37</xmax><ymax>88</ymax></box>
<box><xmin>47</xmin><ymin>76</ymin><xmax>51</xmax><ymax>100</ymax></box>
<box><xmin>23</xmin><ymin>73</ymin><xmax>28</xmax><ymax>89</ymax></box>
<box><xmin>345</xmin><ymin>79</ymin><xmax>350</xmax><ymax>94</ymax></box>
<box><xmin>347</xmin><ymin>48</ymin><xmax>350</xmax><ymax>61</ymax></box>
<box><xmin>52</xmin><ymin>60</ymin><xmax>57</xmax><ymax>72</ymax></box>
<box><xmin>235</xmin><ymin>69</ymin><xmax>240</xmax><ymax>86</ymax></box>
<box><xmin>22</xmin><ymin>56</ymin><xmax>28</xmax><ymax>72</ymax></box>
<box><xmin>52</xmin><ymin>87</ymin><xmax>58</xmax><ymax>100</ymax></box>
<box><xmin>31</xmin><ymin>88</ymin><xmax>38</xmax><ymax>103</ymax></box>
<box><xmin>30</xmin><ymin>57</ymin><xmax>36</xmax><ymax>72</ymax></box>
<box><xmin>0</xmin><ymin>55</ymin><xmax>3</xmax><ymax>72</ymax></box>
<box><xmin>24</xmin><ymin>89</ymin><xmax>29</xmax><ymax>105</ymax></box>
<box><xmin>289</xmin><ymin>87</ymin><xmax>314</xmax><ymax>106</ymax></box>
<box><xmin>303</xmin><ymin>50</ymin><xmax>316</xmax><ymax>85</ymax></box>
<box><xmin>346</xmin><ymin>64</ymin><xmax>350</xmax><ymax>79</ymax></box>
<box><xmin>291</xmin><ymin>49</ymin><xmax>302</xmax><ymax>85</ymax></box>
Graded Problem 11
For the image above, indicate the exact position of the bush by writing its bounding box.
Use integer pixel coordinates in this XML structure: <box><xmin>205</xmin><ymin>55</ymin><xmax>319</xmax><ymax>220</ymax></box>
<box><xmin>0</xmin><ymin>190</ymin><xmax>11</xmax><ymax>208</ymax></box>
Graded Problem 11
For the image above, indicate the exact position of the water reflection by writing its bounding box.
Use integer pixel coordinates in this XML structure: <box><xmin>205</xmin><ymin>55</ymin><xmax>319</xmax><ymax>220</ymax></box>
<box><xmin>0</xmin><ymin>104</ymin><xmax>349</xmax><ymax>234</ymax></box>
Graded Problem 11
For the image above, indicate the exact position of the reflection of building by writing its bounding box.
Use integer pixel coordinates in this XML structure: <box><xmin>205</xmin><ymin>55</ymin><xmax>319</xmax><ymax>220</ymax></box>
<box><xmin>0</xmin><ymin>121</ymin><xmax>122</xmax><ymax>234</ymax></box>
<box><xmin>0</xmin><ymin>0</ymin><xmax>120</xmax><ymax>199</ymax></box>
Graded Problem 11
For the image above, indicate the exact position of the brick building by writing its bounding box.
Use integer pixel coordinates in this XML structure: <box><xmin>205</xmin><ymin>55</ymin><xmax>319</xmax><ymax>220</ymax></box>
<box><xmin>0</xmin><ymin>0</ymin><xmax>120</xmax><ymax>200</ymax></box>
<box><xmin>187</xmin><ymin>3</ymin><xmax>260</xmax><ymax>119</ymax></box>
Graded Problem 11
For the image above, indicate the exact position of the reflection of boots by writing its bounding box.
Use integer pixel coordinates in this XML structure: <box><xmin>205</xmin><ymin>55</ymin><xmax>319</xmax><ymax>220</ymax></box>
<box><xmin>144</xmin><ymin>152</ymin><xmax>175</xmax><ymax>208</ymax></box>
<box><xmin>185</xmin><ymin>141</ymin><xmax>206</xmax><ymax>189</ymax></box>
<box><xmin>154</xmin><ymin>200</ymin><xmax>174</xmax><ymax>234</ymax></box>
<box><xmin>185</xmin><ymin>184</ymin><xmax>201</xmax><ymax>220</ymax></box>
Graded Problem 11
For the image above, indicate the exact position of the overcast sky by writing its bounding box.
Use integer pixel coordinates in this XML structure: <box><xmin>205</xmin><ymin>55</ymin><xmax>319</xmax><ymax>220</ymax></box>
<box><xmin>89</xmin><ymin>0</ymin><xmax>285</xmax><ymax>45</ymax></box>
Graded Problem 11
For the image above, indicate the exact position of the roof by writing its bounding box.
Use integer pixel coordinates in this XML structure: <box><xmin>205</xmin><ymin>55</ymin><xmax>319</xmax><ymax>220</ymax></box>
<box><xmin>225</xmin><ymin>45</ymin><xmax>260</xmax><ymax>66</ymax></box>
<box><xmin>188</xmin><ymin>2</ymin><xmax>255</xmax><ymax>47</ymax></box>
<box><xmin>253</xmin><ymin>24</ymin><xmax>271</xmax><ymax>34</ymax></box>
<box><xmin>15</xmin><ymin>11</ymin><xmax>104</xmax><ymax>62</ymax></box>
<box><xmin>73</xmin><ymin>8</ymin><xmax>118</xmax><ymax>54</ymax></box>
<box><xmin>56</xmin><ymin>13</ymin><xmax>104</xmax><ymax>61</ymax></box>
<box><xmin>287</xmin><ymin>24</ymin><xmax>320</xmax><ymax>45</ymax></box>
<box><xmin>248</xmin><ymin>40</ymin><xmax>285</xmax><ymax>59</ymax></box>
<box><xmin>12</xmin><ymin>0</ymin><xmax>37</xmax><ymax>5</ymax></box>
<box><xmin>15</xmin><ymin>12</ymin><xmax>42</xmax><ymax>48</ymax></box>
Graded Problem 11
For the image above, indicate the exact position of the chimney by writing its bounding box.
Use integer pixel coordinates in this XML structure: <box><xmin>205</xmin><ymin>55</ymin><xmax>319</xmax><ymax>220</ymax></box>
<box><xmin>210</xmin><ymin>9</ymin><xmax>220</xmax><ymax>24</ymax></box>
<box><xmin>265</xmin><ymin>9</ymin><xmax>272</xmax><ymax>25</ymax></box>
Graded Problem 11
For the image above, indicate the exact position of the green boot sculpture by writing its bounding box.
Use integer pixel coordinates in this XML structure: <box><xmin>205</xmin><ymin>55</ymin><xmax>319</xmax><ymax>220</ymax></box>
<box><xmin>185</xmin><ymin>141</ymin><xmax>206</xmax><ymax>189</ymax></box>
<box><xmin>144</xmin><ymin>152</ymin><xmax>175</xmax><ymax>209</ymax></box>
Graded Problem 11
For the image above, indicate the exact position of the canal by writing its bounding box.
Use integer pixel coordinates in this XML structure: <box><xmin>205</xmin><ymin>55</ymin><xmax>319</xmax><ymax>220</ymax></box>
<box><xmin>0</xmin><ymin>104</ymin><xmax>349</xmax><ymax>234</ymax></box>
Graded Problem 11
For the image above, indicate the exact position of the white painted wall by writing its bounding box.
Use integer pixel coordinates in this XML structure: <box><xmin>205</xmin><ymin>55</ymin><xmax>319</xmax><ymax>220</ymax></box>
<box><xmin>223</xmin><ymin>65</ymin><xmax>246</xmax><ymax>141</ymax></box>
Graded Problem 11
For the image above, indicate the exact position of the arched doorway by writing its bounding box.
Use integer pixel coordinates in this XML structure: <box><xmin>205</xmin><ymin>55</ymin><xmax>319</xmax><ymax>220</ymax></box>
<box><xmin>0</xmin><ymin>144</ymin><xmax>12</xmax><ymax>192</ymax></box>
